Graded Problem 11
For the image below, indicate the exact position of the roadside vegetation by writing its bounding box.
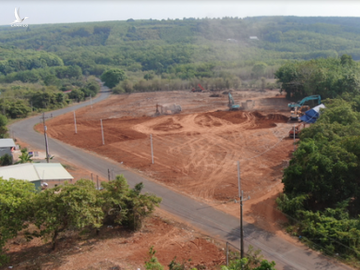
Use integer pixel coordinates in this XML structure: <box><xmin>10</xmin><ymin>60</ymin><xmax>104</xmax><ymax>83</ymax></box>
<box><xmin>0</xmin><ymin>175</ymin><xmax>161</xmax><ymax>266</ymax></box>
<box><xmin>144</xmin><ymin>245</ymin><xmax>277</xmax><ymax>270</ymax></box>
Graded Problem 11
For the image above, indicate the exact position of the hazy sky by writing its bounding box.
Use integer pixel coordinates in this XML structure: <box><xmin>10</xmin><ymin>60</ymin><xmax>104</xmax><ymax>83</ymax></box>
<box><xmin>1</xmin><ymin>1</ymin><xmax>360</xmax><ymax>26</ymax></box>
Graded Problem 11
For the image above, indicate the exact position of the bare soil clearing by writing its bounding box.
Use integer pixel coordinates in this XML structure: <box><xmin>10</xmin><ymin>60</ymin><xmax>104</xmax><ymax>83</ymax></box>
<box><xmin>36</xmin><ymin>90</ymin><xmax>295</xmax><ymax>235</ymax></box>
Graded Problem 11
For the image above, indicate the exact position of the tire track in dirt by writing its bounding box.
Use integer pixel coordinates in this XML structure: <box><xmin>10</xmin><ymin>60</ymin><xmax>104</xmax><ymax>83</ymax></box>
<box><xmin>132</xmin><ymin>110</ymin><xmax>288</xmax><ymax>199</ymax></box>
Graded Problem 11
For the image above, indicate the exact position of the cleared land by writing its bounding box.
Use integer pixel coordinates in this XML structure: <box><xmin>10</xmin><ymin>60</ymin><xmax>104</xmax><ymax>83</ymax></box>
<box><xmin>36</xmin><ymin>89</ymin><xmax>296</xmax><ymax>234</ymax></box>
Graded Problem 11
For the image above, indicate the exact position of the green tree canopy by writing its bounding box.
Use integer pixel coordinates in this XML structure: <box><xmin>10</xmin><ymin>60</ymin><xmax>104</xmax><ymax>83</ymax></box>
<box><xmin>100</xmin><ymin>69</ymin><xmax>126</xmax><ymax>88</ymax></box>
<box><xmin>0</xmin><ymin>179</ymin><xmax>36</xmax><ymax>265</ymax></box>
<box><xmin>33</xmin><ymin>179</ymin><xmax>104</xmax><ymax>250</ymax></box>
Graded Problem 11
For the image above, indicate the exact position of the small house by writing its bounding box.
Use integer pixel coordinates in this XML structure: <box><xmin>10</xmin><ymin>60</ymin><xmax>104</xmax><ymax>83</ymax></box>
<box><xmin>0</xmin><ymin>138</ymin><xmax>15</xmax><ymax>159</ymax></box>
<box><xmin>0</xmin><ymin>163</ymin><xmax>73</xmax><ymax>189</ymax></box>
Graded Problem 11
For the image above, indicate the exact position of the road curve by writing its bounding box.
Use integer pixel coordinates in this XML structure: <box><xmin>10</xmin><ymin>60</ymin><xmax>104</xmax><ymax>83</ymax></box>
<box><xmin>9</xmin><ymin>88</ymin><xmax>353</xmax><ymax>270</ymax></box>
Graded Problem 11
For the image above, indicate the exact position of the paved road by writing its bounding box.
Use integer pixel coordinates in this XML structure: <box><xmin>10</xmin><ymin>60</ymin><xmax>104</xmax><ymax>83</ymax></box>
<box><xmin>9</xmin><ymin>88</ymin><xmax>353</xmax><ymax>270</ymax></box>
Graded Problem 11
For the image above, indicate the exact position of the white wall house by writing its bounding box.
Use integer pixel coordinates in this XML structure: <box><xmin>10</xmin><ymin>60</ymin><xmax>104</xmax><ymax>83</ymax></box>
<box><xmin>0</xmin><ymin>163</ymin><xmax>73</xmax><ymax>189</ymax></box>
<box><xmin>0</xmin><ymin>138</ymin><xmax>15</xmax><ymax>159</ymax></box>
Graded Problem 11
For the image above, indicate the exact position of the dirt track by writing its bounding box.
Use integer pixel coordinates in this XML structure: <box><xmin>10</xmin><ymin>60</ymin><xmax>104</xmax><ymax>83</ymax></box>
<box><xmin>37</xmin><ymin>89</ymin><xmax>295</xmax><ymax>233</ymax></box>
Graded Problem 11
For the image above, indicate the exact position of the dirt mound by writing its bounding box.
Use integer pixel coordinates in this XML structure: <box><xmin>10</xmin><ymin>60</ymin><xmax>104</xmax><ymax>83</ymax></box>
<box><xmin>152</xmin><ymin>118</ymin><xmax>183</xmax><ymax>131</ymax></box>
<box><xmin>195</xmin><ymin>114</ymin><xmax>223</xmax><ymax>127</ymax></box>
<box><xmin>267</xmin><ymin>114</ymin><xmax>289</xmax><ymax>122</ymax></box>
<box><xmin>249</xmin><ymin>111</ymin><xmax>287</xmax><ymax>129</ymax></box>
<box><xmin>207</xmin><ymin>111</ymin><xmax>247</xmax><ymax>124</ymax></box>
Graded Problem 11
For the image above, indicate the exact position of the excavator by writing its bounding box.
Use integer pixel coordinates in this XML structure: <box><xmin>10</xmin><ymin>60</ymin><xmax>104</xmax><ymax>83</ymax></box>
<box><xmin>191</xmin><ymin>83</ymin><xmax>205</xmax><ymax>92</ymax></box>
<box><xmin>228</xmin><ymin>93</ymin><xmax>240</xmax><ymax>110</ymax></box>
<box><xmin>289</xmin><ymin>105</ymin><xmax>310</xmax><ymax>121</ymax></box>
<box><xmin>288</xmin><ymin>95</ymin><xmax>321</xmax><ymax>121</ymax></box>
<box><xmin>288</xmin><ymin>95</ymin><xmax>321</xmax><ymax>109</ymax></box>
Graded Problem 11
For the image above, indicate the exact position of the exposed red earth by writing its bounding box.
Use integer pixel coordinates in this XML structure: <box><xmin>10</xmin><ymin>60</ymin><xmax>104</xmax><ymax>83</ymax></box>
<box><xmin>35</xmin><ymin>89</ymin><xmax>295</xmax><ymax>237</ymax></box>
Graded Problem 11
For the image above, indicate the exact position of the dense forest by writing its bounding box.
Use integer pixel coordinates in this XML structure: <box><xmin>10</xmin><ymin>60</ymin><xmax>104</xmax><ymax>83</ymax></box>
<box><xmin>1</xmin><ymin>16</ymin><xmax>360</xmax><ymax>119</ymax></box>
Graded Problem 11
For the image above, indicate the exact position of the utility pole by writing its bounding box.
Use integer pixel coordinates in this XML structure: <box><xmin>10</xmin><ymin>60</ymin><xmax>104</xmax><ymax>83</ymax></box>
<box><xmin>150</xmin><ymin>134</ymin><xmax>154</xmax><ymax>164</ymax></box>
<box><xmin>240</xmin><ymin>190</ymin><xmax>244</xmax><ymax>259</ymax></box>
<box><xmin>41</xmin><ymin>113</ymin><xmax>50</xmax><ymax>163</ymax></box>
<box><xmin>237</xmin><ymin>161</ymin><xmax>250</xmax><ymax>259</ymax></box>
<box><xmin>73</xmin><ymin>111</ymin><xmax>77</xmax><ymax>134</ymax></box>
<box><xmin>293</xmin><ymin>125</ymin><xmax>296</xmax><ymax>152</ymax></box>
<box><xmin>108</xmin><ymin>168</ymin><xmax>110</xmax><ymax>181</ymax></box>
<box><xmin>100</xmin><ymin>119</ymin><xmax>105</xmax><ymax>145</ymax></box>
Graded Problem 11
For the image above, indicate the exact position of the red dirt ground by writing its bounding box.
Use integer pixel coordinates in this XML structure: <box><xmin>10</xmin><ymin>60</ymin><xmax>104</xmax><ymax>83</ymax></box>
<box><xmin>5</xmin><ymin>90</ymin><xmax>300</xmax><ymax>270</ymax></box>
<box><xmin>35</xmin><ymin>89</ymin><xmax>296</xmax><ymax>237</ymax></box>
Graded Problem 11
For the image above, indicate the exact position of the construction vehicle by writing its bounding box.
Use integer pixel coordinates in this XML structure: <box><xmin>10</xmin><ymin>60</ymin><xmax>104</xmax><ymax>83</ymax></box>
<box><xmin>228</xmin><ymin>93</ymin><xmax>240</xmax><ymax>110</ymax></box>
<box><xmin>289</xmin><ymin>111</ymin><xmax>300</xmax><ymax>121</ymax></box>
<box><xmin>289</xmin><ymin>105</ymin><xmax>311</xmax><ymax>121</ymax></box>
<box><xmin>191</xmin><ymin>84</ymin><xmax>205</xmax><ymax>92</ymax></box>
<box><xmin>288</xmin><ymin>95</ymin><xmax>321</xmax><ymax>109</ymax></box>
<box><xmin>155</xmin><ymin>104</ymin><xmax>182</xmax><ymax>116</ymax></box>
<box><xmin>289</xmin><ymin>123</ymin><xmax>306</xmax><ymax>138</ymax></box>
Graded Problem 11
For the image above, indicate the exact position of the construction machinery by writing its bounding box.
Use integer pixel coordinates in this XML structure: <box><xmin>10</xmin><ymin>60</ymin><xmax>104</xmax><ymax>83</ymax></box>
<box><xmin>288</xmin><ymin>95</ymin><xmax>321</xmax><ymax>109</ymax></box>
<box><xmin>289</xmin><ymin>123</ymin><xmax>306</xmax><ymax>138</ymax></box>
<box><xmin>228</xmin><ymin>93</ymin><xmax>240</xmax><ymax>110</ymax></box>
<box><xmin>155</xmin><ymin>103</ymin><xmax>182</xmax><ymax>116</ymax></box>
<box><xmin>191</xmin><ymin>83</ymin><xmax>205</xmax><ymax>92</ymax></box>
<box><xmin>289</xmin><ymin>105</ymin><xmax>311</xmax><ymax>121</ymax></box>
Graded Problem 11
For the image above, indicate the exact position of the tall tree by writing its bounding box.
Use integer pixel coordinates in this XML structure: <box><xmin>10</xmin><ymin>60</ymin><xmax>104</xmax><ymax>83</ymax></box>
<box><xmin>33</xmin><ymin>180</ymin><xmax>104</xmax><ymax>250</ymax></box>
<box><xmin>100</xmin><ymin>69</ymin><xmax>126</xmax><ymax>88</ymax></box>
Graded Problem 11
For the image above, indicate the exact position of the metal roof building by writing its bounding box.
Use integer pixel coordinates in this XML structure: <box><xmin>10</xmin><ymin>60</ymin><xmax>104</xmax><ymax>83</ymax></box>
<box><xmin>0</xmin><ymin>138</ymin><xmax>16</xmax><ymax>159</ymax></box>
<box><xmin>0</xmin><ymin>163</ymin><xmax>73</xmax><ymax>189</ymax></box>
<box><xmin>0</xmin><ymin>138</ymin><xmax>16</xmax><ymax>148</ymax></box>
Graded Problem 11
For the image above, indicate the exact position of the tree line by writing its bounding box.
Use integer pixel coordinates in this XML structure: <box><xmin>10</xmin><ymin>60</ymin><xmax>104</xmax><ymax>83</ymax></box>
<box><xmin>276</xmin><ymin>56</ymin><xmax>360</xmax><ymax>265</ymax></box>
<box><xmin>275</xmin><ymin>54</ymin><xmax>360</xmax><ymax>100</ymax></box>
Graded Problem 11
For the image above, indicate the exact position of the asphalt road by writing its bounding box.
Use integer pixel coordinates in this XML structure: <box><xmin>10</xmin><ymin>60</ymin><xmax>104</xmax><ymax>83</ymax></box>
<box><xmin>9</xmin><ymin>88</ymin><xmax>353</xmax><ymax>270</ymax></box>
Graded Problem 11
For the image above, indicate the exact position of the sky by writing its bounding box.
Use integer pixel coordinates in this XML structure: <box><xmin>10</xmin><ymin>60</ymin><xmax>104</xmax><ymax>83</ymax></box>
<box><xmin>1</xmin><ymin>0</ymin><xmax>360</xmax><ymax>26</ymax></box>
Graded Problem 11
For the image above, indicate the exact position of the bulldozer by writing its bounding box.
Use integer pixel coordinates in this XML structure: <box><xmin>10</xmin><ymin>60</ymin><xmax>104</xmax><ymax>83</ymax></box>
<box><xmin>155</xmin><ymin>104</ymin><xmax>182</xmax><ymax>116</ymax></box>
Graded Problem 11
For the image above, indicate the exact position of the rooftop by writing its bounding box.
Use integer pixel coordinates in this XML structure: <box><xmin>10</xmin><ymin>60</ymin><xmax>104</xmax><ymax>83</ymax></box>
<box><xmin>0</xmin><ymin>163</ymin><xmax>73</xmax><ymax>182</ymax></box>
<box><xmin>0</xmin><ymin>138</ymin><xmax>16</xmax><ymax>148</ymax></box>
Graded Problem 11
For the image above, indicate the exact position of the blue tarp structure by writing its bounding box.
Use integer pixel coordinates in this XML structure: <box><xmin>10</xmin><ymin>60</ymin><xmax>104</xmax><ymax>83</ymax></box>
<box><xmin>300</xmin><ymin>104</ymin><xmax>326</xmax><ymax>123</ymax></box>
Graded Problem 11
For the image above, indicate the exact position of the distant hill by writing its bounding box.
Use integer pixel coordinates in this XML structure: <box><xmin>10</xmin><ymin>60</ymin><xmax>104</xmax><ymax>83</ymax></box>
<box><xmin>1</xmin><ymin>16</ymin><xmax>360</xmax><ymax>76</ymax></box>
